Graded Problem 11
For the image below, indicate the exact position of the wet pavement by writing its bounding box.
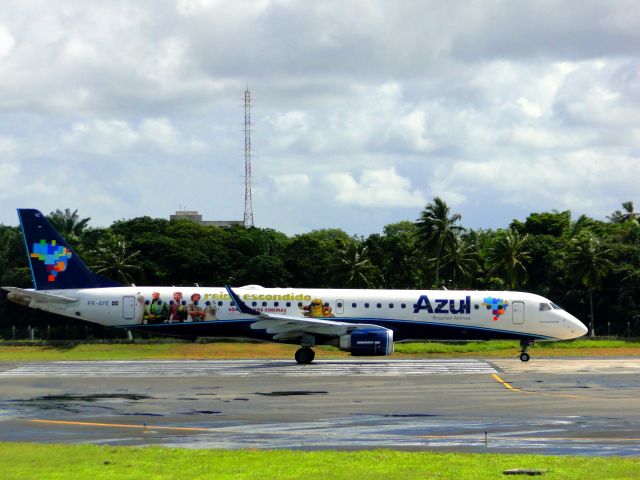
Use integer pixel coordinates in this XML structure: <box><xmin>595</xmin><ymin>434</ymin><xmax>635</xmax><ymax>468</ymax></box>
<box><xmin>0</xmin><ymin>358</ymin><xmax>639</xmax><ymax>456</ymax></box>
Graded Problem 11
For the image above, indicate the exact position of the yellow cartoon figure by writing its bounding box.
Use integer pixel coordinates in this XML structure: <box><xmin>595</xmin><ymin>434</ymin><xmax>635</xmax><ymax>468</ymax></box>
<box><xmin>302</xmin><ymin>299</ymin><xmax>324</xmax><ymax>318</ymax></box>
<box><xmin>302</xmin><ymin>299</ymin><xmax>335</xmax><ymax>318</ymax></box>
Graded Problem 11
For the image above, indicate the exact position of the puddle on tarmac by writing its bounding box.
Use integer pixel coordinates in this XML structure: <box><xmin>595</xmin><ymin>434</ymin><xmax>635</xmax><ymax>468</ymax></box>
<box><xmin>28</xmin><ymin>394</ymin><xmax>153</xmax><ymax>402</ymax></box>
<box><xmin>383</xmin><ymin>414</ymin><xmax>438</xmax><ymax>418</ymax></box>
<box><xmin>254</xmin><ymin>391</ymin><xmax>328</xmax><ymax>397</ymax></box>
<box><xmin>3</xmin><ymin>394</ymin><xmax>154</xmax><ymax>415</ymax></box>
<box><xmin>121</xmin><ymin>412</ymin><xmax>164</xmax><ymax>417</ymax></box>
<box><xmin>182</xmin><ymin>410</ymin><xmax>221</xmax><ymax>415</ymax></box>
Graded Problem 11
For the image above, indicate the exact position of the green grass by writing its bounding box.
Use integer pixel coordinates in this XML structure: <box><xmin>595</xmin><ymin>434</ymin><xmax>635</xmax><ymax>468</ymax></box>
<box><xmin>537</xmin><ymin>339</ymin><xmax>639</xmax><ymax>349</ymax></box>
<box><xmin>395</xmin><ymin>339</ymin><xmax>640</xmax><ymax>355</ymax></box>
<box><xmin>0</xmin><ymin>339</ymin><xmax>638</xmax><ymax>361</ymax></box>
<box><xmin>0</xmin><ymin>443</ymin><xmax>638</xmax><ymax>480</ymax></box>
<box><xmin>395</xmin><ymin>340</ymin><xmax>519</xmax><ymax>354</ymax></box>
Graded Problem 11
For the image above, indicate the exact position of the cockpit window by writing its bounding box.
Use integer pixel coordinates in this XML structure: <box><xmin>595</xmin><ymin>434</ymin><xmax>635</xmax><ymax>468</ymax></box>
<box><xmin>539</xmin><ymin>303</ymin><xmax>551</xmax><ymax>311</ymax></box>
<box><xmin>550</xmin><ymin>302</ymin><xmax>561</xmax><ymax>310</ymax></box>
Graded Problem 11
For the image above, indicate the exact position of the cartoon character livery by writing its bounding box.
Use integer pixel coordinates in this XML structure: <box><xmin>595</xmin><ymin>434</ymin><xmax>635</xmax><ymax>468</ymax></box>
<box><xmin>3</xmin><ymin>209</ymin><xmax>588</xmax><ymax>364</ymax></box>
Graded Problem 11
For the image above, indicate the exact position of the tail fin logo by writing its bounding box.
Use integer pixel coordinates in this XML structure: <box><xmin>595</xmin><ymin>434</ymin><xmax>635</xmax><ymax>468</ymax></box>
<box><xmin>31</xmin><ymin>239</ymin><xmax>73</xmax><ymax>282</ymax></box>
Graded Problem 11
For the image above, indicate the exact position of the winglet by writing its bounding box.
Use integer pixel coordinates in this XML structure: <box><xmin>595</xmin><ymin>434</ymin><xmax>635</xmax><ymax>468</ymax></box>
<box><xmin>225</xmin><ymin>285</ymin><xmax>261</xmax><ymax>316</ymax></box>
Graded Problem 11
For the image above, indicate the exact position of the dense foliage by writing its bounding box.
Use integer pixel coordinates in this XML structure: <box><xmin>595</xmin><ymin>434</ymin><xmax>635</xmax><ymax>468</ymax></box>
<box><xmin>1</xmin><ymin>200</ymin><xmax>639</xmax><ymax>337</ymax></box>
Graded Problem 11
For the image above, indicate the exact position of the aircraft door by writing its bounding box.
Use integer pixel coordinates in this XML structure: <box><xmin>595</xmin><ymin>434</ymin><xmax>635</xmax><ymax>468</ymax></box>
<box><xmin>122</xmin><ymin>296</ymin><xmax>136</xmax><ymax>321</ymax></box>
<box><xmin>335</xmin><ymin>299</ymin><xmax>344</xmax><ymax>315</ymax></box>
<box><xmin>512</xmin><ymin>301</ymin><xmax>524</xmax><ymax>325</ymax></box>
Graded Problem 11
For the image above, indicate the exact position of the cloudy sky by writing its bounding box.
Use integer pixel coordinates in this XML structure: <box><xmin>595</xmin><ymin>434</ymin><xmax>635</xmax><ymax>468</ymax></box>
<box><xmin>0</xmin><ymin>0</ymin><xmax>638</xmax><ymax>235</ymax></box>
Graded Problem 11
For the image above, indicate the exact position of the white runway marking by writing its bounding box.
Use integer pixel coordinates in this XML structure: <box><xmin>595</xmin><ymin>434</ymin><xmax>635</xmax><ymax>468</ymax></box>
<box><xmin>0</xmin><ymin>359</ymin><xmax>496</xmax><ymax>377</ymax></box>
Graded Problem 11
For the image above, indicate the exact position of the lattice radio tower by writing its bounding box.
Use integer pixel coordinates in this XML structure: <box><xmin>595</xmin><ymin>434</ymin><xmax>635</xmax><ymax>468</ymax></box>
<box><xmin>243</xmin><ymin>87</ymin><xmax>254</xmax><ymax>228</ymax></box>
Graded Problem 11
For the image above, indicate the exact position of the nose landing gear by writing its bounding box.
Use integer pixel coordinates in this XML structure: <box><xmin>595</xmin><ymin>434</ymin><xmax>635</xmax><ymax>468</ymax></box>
<box><xmin>519</xmin><ymin>339</ymin><xmax>533</xmax><ymax>362</ymax></box>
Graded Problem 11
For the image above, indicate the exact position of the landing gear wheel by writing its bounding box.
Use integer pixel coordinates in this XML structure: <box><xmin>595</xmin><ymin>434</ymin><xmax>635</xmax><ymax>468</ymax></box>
<box><xmin>519</xmin><ymin>339</ymin><xmax>533</xmax><ymax>362</ymax></box>
<box><xmin>295</xmin><ymin>347</ymin><xmax>315</xmax><ymax>364</ymax></box>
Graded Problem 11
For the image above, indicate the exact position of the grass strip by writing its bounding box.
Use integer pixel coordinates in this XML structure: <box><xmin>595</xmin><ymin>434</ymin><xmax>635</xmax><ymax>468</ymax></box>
<box><xmin>0</xmin><ymin>443</ymin><xmax>638</xmax><ymax>480</ymax></box>
<box><xmin>0</xmin><ymin>339</ymin><xmax>638</xmax><ymax>361</ymax></box>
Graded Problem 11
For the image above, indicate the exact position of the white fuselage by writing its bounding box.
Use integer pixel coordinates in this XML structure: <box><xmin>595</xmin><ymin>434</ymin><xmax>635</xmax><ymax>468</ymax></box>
<box><xmin>21</xmin><ymin>285</ymin><xmax>587</xmax><ymax>342</ymax></box>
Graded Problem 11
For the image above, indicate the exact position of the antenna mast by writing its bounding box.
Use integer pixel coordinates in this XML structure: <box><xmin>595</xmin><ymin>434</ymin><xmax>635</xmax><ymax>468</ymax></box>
<box><xmin>243</xmin><ymin>87</ymin><xmax>254</xmax><ymax>228</ymax></box>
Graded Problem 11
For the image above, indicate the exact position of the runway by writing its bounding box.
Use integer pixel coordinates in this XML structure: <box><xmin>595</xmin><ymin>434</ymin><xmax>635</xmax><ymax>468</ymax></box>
<box><xmin>1</xmin><ymin>358</ymin><xmax>639</xmax><ymax>455</ymax></box>
<box><xmin>0</xmin><ymin>359</ymin><xmax>497</xmax><ymax>377</ymax></box>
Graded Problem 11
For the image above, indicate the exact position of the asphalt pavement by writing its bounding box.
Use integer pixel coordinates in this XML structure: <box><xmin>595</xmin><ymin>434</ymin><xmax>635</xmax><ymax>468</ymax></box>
<box><xmin>0</xmin><ymin>358</ymin><xmax>638</xmax><ymax>455</ymax></box>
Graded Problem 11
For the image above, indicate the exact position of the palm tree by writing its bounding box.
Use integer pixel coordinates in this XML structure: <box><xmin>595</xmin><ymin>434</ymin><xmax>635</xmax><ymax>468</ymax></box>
<box><xmin>328</xmin><ymin>241</ymin><xmax>376</xmax><ymax>288</ymax></box>
<box><xmin>91</xmin><ymin>233</ymin><xmax>141</xmax><ymax>285</ymax></box>
<box><xmin>608</xmin><ymin>201</ymin><xmax>639</xmax><ymax>225</ymax></box>
<box><xmin>415</xmin><ymin>197</ymin><xmax>464</xmax><ymax>287</ymax></box>
<box><xmin>438</xmin><ymin>239</ymin><xmax>479</xmax><ymax>288</ymax></box>
<box><xmin>483</xmin><ymin>229</ymin><xmax>531</xmax><ymax>289</ymax></box>
<box><xmin>48</xmin><ymin>209</ymin><xmax>91</xmax><ymax>245</ymax></box>
<box><xmin>566</xmin><ymin>234</ymin><xmax>612</xmax><ymax>337</ymax></box>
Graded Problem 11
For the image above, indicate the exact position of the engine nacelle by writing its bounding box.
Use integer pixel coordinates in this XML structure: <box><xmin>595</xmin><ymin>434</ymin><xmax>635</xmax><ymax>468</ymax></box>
<box><xmin>339</xmin><ymin>328</ymin><xmax>394</xmax><ymax>356</ymax></box>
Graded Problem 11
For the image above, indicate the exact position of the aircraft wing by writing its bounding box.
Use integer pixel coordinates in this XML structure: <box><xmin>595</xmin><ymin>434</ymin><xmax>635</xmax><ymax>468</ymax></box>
<box><xmin>2</xmin><ymin>286</ymin><xmax>79</xmax><ymax>305</ymax></box>
<box><xmin>225</xmin><ymin>285</ymin><xmax>387</xmax><ymax>341</ymax></box>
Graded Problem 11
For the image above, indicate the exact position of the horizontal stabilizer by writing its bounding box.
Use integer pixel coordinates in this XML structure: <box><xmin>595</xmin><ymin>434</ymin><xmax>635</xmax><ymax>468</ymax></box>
<box><xmin>3</xmin><ymin>286</ymin><xmax>78</xmax><ymax>305</ymax></box>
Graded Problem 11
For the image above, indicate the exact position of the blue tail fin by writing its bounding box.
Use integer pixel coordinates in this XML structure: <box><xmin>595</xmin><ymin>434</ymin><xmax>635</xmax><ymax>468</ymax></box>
<box><xmin>18</xmin><ymin>209</ymin><xmax>122</xmax><ymax>290</ymax></box>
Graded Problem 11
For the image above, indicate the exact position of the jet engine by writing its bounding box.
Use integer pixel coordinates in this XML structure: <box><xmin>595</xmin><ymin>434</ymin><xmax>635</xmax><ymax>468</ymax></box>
<box><xmin>339</xmin><ymin>328</ymin><xmax>394</xmax><ymax>356</ymax></box>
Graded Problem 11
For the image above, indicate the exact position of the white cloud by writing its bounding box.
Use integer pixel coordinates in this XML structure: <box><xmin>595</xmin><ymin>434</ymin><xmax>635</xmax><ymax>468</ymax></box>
<box><xmin>61</xmin><ymin>117</ymin><xmax>205</xmax><ymax>155</ymax></box>
<box><xmin>0</xmin><ymin>24</ymin><xmax>15</xmax><ymax>60</ymax></box>
<box><xmin>0</xmin><ymin>136</ymin><xmax>18</xmax><ymax>156</ymax></box>
<box><xmin>326</xmin><ymin>168</ymin><xmax>425</xmax><ymax>208</ymax></box>
<box><xmin>0</xmin><ymin>162</ymin><xmax>20</xmax><ymax>199</ymax></box>
<box><xmin>432</xmin><ymin>152</ymin><xmax>640</xmax><ymax>218</ymax></box>
<box><xmin>271</xmin><ymin>173</ymin><xmax>310</xmax><ymax>193</ymax></box>
<box><xmin>0</xmin><ymin>1</ymin><xmax>639</xmax><ymax>235</ymax></box>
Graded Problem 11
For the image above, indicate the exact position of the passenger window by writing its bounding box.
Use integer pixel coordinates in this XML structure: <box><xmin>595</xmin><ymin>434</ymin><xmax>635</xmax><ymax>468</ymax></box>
<box><xmin>286</xmin><ymin>302</ymin><xmax>291</xmax><ymax>307</ymax></box>
<box><xmin>252</xmin><ymin>301</ymin><xmax>258</xmax><ymax>307</ymax></box>
<box><xmin>218</xmin><ymin>301</ymin><xmax>223</xmax><ymax>307</ymax></box>
<box><xmin>337</xmin><ymin>302</ymin><xmax>343</xmax><ymax>308</ymax></box>
<box><xmin>376</xmin><ymin>303</ymin><xmax>382</xmax><ymax>308</ymax></box>
<box><xmin>389</xmin><ymin>303</ymin><xmax>394</xmax><ymax>308</ymax></box>
<box><xmin>401</xmin><ymin>303</ymin><xmax>406</xmax><ymax>309</ymax></box>
<box><xmin>539</xmin><ymin>303</ymin><xmax>551</xmax><ymax>311</ymax></box>
<box><xmin>352</xmin><ymin>303</ymin><xmax>357</xmax><ymax>308</ymax></box>
<box><xmin>274</xmin><ymin>301</ymin><xmax>279</xmax><ymax>307</ymax></box>
<box><xmin>364</xmin><ymin>303</ymin><xmax>370</xmax><ymax>308</ymax></box>
<box><xmin>262</xmin><ymin>301</ymin><xmax>267</xmax><ymax>307</ymax></box>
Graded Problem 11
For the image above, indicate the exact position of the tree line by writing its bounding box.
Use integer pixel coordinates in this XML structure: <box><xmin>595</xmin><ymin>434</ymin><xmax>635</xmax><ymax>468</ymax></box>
<box><xmin>1</xmin><ymin>200</ymin><xmax>639</xmax><ymax>338</ymax></box>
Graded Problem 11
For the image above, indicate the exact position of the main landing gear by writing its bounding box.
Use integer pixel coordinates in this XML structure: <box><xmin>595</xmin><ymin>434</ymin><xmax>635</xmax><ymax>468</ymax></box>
<box><xmin>519</xmin><ymin>339</ymin><xmax>533</xmax><ymax>362</ymax></box>
<box><xmin>295</xmin><ymin>347</ymin><xmax>315</xmax><ymax>364</ymax></box>
<box><xmin>295</xmin><ymin>335</ymin><xmax>316</xmax><ymax>364</ymax></box>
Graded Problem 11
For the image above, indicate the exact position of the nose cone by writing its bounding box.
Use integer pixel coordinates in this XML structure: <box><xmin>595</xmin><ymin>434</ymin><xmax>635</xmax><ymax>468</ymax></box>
<box><xmin>574</xmin><ymin>318</ymin><xmax>588</xmax><ymax>337</ymax></box>
<box><xmin>565</xmin><ymin>312</ymin><xmax>588</xmax><ymax>339</ymax></box>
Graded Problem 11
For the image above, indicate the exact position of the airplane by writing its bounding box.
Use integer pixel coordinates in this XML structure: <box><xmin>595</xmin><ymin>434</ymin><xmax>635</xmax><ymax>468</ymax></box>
<box><xmin>3</xmin><ymin>209</ymin><xmax>588</xmax><ymax>364</ymax></box>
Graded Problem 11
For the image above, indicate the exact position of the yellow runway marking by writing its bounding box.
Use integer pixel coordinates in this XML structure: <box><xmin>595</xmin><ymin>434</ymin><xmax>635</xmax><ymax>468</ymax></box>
<box><xmin>491</xmin><ymin>373</ymin><xmax>582</xmax><ymax>398</ymax></box>
<box><xmin>491</xmin><ymin>373</ymin><xmax>520</xmax><ymax>391</ymax></box>
<box><xmin>29</xmin><ymin>419</ymin><xmax>210</xmax><ymax>432</ymax></box>
<box><xmin>26</xmin><ymin>419</ymin><xmax>640</xmax><ymax>443</ymax></box>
